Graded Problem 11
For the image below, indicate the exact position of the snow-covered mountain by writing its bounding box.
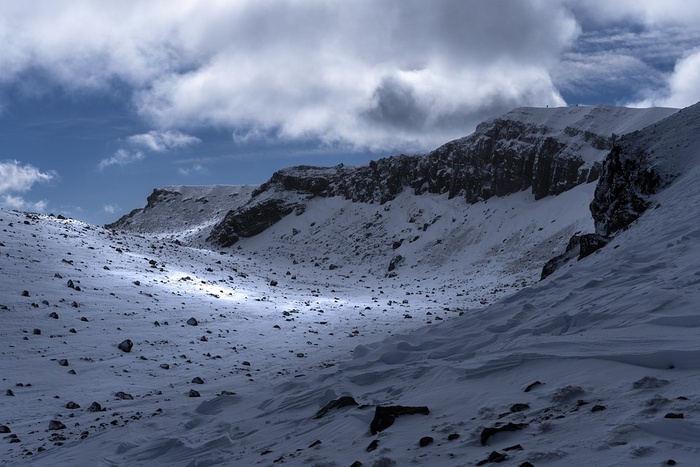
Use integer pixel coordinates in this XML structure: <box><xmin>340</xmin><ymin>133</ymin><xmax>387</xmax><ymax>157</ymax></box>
<box><xmin>3</xmin><ymin>102</ymin><xmax>700</xmax><ymax>466</ymax></box>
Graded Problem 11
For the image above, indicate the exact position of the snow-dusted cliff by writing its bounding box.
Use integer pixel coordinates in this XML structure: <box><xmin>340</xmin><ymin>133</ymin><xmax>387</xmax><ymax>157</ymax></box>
<box><xmin>204</xmin><ymin>105</ymin><xmax>675</xmax><ymax>247</ymax></box>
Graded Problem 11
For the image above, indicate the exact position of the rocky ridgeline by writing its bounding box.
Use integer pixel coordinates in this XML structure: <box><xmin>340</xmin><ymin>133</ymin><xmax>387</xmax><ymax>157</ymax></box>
<box><xmin>208</xmin><ymin>113</ymin><xmax>609</xmax><ymax>247</ymax></box>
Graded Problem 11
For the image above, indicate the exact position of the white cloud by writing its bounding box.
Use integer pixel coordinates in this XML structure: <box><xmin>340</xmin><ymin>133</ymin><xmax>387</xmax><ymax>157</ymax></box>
<box><xmin>103</xmin><ymin>204</ymin><xmax>121</xmax><ymax>214</ymax></box>
<box><xmin>0</xmin><ymin>1</ymin><xmax>578</xmax><ymax>152</ymax></box>
<box><xmin>2</xmin><ymin>1</ymin><xmax>699</xmax><ymax>153</ymax></box>
<box><xmin>97</xmin><ymin>149</ymin><xmax>144</xmax><ymax>170</ymax></box>
<box><xmin>629</xmin><ymin>49</ymin><xmax>700</xmax><ymax>108</ymax></box>
<box><xmin>1</xmin><ymin>194</ymin><xmax>48</xmax><ymax>212</ymax></box>
<box><xmin>178</xmin><ymin>164</ymin><xmax>208</xmax><ymax>176</ymax></box>
<box><xmin>0</xmin><ymin>160</ymin><xmax>56</xmax><ymax>193</ymax></box>
<box><xmin>565</xmin><ymin>0</ymin><xmax>700</xmax><ymax>27</ymax></box>
<box><xmin>127</xmin><ymin>130</ymin><xmax>201</xmax><ymax>152</ymax></box>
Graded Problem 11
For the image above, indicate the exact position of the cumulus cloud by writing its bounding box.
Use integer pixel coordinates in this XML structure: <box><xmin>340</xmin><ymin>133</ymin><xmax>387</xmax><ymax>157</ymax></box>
<box><xmin>127</xmin><ymin>130</ymin><xmax>201</xmax><ymax>152</ymax></box>
<box><xmin>3</xmin><ymin>1</ymin><xmax>699</xmax><ymax>153</ymax></box>
<box><xmin>0</xmin><ymin>159</ymin><xmax>55</xmax><ymax>193</ymax></box>
<box><xmin>97</xmin><ymin>149</ymin><xmax>144</xmax><ymax>170</ymax></box>
<box><xmin>1</xmin><ymin>194</ymin><xmax>48</xmax><ymax>212</ymax></box>
<box><xmin>631</xmin><ymin>49</ymin><xmax>700</xmax><ymax>108</ymax></box>
<box><xmin>0</xmin><ymin>1</ymin><xmax>578</xmax><ymax>152</ymax></box>
<box><xmin>0</xmin><ymin>160</ymin><xmax>55</xmax><ymax>212</ymax></box>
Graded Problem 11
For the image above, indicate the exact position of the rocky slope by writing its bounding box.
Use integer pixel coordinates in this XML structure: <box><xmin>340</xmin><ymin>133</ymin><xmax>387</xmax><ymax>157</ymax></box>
<box><xmin>203</xmin><ymin>105</ymin><xmax>675</xmax><ymax>248</ymax></box>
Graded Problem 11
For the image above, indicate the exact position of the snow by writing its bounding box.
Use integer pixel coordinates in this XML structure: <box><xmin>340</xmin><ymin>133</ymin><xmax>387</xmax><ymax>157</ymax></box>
<box><xmin>2</xmin><ymin>103</ymin><xmax>700</xmax><ymax>466</ymax></box>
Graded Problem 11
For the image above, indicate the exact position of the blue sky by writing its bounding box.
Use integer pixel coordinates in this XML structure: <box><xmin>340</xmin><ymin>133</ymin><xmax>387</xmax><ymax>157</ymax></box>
<box><xmin>1</xmin><ymin>0</ymin><xmax>700</xmax><ymax>225</ymax></box>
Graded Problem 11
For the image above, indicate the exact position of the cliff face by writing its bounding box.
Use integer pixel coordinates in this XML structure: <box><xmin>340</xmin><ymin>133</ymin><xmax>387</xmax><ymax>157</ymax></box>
<box><xmin>208</xmin><ymin>109</ymin><xmax>616</xmax><ymax>247</ymax></box>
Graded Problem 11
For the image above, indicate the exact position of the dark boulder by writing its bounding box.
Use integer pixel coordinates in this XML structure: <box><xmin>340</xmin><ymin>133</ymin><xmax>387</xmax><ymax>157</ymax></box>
<box><xmin>48</xmin><ymin>420</ymin><xmax>66</xmax><ymax>430</ymax></box>
<box><xmin>117</xmin><ymin>339</ymin><xmax>133</xmax><ymax>353</ymax></box>
<box><xmin>480</xmin><ymin>422</ymin><xmax>528</xmax><ymax>445</ymax></box>
<box><xmin>87</xmin><ymin>402</ymin><xmax>103</xmax><ymax>412</ymax></box>
<box><xmin>370</xmin><ymin>405</ymin><xmax>430</xmax><ymax>435</ymax></box>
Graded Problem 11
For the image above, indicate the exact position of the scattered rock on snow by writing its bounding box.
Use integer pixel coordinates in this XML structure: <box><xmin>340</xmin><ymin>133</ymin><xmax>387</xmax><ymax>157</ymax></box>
<box><xmin>633</xmin><ymin>376</ymin><xmax>670</xmax><ymax>389</ymax></box>
<box><xmin>48</xmin><ymin>420</ymin><xmax>66</xmax><ymax>431</ymax></box>
<box><xmin>366</xmin><ymin>439</ymin><xmax>379</xmax><ymax>452</ymax></box>
<box><xmin>476</xmin><ymin>451</ymin><xmax>507</xmax><ymax>465</ymax></box>
<box><xmin>480</xmin><ymin>422</ymin><xmax>528</xmax><ymax>446</ymax></box>
<box><xmin>370</xmin><ymin>405</ymin><xmax>430</xmax><ymax>435</ymax></box>
<box><xmin>87</xmin><ymin>402</ymin><xmax>103</xmax><ymax>412</ymax></box>
<box><xmin>187</xmin><ymin>317</ymin><xmax>198</xmax><ymax>326</ymax></box>
<box><xmin>117</xmin><ymin>339</ymin><xmax>133</xmax><ymax>353</ymax></box>
<box><xmin>419</xmin><ymin>436</ymin><xmax>434</xmax><ymax>447</ymax></box>
<box><xmin>524</xmin><ymin>381</ymin><xmax>543</xmax><ymax>392</ymax></box>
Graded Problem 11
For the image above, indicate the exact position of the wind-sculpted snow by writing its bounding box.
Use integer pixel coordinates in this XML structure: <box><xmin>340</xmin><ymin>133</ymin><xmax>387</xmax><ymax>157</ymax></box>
<box><xmin>6</xmin><ymin>103</ymin><xmax>700</xmax><ymax>466</ymax></box>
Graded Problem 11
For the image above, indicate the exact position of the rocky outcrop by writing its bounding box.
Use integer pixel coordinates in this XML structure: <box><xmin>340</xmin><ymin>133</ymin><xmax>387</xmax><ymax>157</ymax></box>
<box><xmin>590</xmin><ymin>144</ymin><xmax>662</xmax><ymax>237</ymax></box>
<box><xmin>208</xmin><ymin>114</ymin><xmax>611</xmax><ymax>247</ymax></box>
<box><xmin>207</xmin><ymin>199</ymin><xmax>302</xmax><ymax>247</ymax></box>
<box><xmin>541</xmin><ymin>233</ymin><xmax>609</xmax><ymax>280</ymax></box>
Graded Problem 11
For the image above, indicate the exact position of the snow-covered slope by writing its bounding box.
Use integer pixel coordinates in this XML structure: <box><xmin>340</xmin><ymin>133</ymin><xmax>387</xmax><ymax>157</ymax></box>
<box><xmin>2</xmin><ymin>102</ymin><xmax>700</xmax><ymax>466</ymax></box>
<box><xmin>105</xmin><ymin>185</ymin><xmax>257</xmax><ymax>242</ymax></box>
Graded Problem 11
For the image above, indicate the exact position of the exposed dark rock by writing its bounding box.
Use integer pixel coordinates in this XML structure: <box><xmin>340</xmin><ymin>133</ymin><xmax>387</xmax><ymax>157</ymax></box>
<box><xmin>519</xmin><ymin>463</ymin><xmax>535</xmax><ymax>467</ymax></box>
<box><xmin>49</xmin><ymin>312</ymin><xmax>59</xmax><ymax>319</ymax></box>
<box><xmin>477</xmin><ymin>451</ymin><xmax>507</xmax><ymax>465</ymax></box>
<box><xmin>204</xmin><ymin>111</ymin><xmax>616</xmax><ymax>247</ymax></box>
<box><xmin>314</xmin><ymin>396</ymin><xmax>359</xmax><ymax>419</ymax></box>
<box><xmin>187</xmin><ymin>317</ymin><xmax>198</xmax><ymax>326</ymax></box>
<box><xmin>350</xmin><ymin>462</ymin><xmax>363</xmax><ymax>467</ymax></box>
<box><xmin>480</xmin><ymin>422</ymin><xmax>528</xmax><ymax>445</ymax></box>
<box><xmin>191</xmin><ymin>377</ymin><xmax>205</xmax><ymax>384</ymax></box>
<box><xmin>510</xmin><ymin>403</ymin><xmax>530</xmax><ymax>413</ymax></box>
<box><xmin>21</xmin><ymin>290</ymin><xmax>29</xmax><ymax>297</ymax></box>
<box><xmin>504</xmin><ymin>444</ymin><xmax>524</xmax><ymax>451</ymax></box>
<box><xmin>48</xmin><ymin>420</ymin><xmax>66</xmax><ymax>431</ymax></box>
<box><xmin>418</xmin><ymin>436</ymin><xmax>434</xmax><ymax>447</ymax></box>
<box><xmin>115</xmin><ymin>392</ymin><xmax>134</xmax><ymax>400</ymax></box>
<box><xmin>65</xmin><ymin>401</ymin><xmax>80</xmax><ymax>409</ymax></box>
<box><xmin>33</xmin><ymin>328</ymin><xmax>41</xmax><ymax>335</ymax></box>
<box><xmin>541</xmin><ymin>233</ymin><xmax>609</xmax><ymax>280</ymax></box>
<box><xmin>664</xmin><ymin>413</ymin><xmax>684</xmax><ymax>419</ymax></box>
<box><xmin>370</xmin><ymin>405</ymin><xmax>430</xmax><ymax>435</ymax></box>
<box><xmin>633</xmin><ymin>376</ymin><xmax>670</xmax><ymax>390</ymax></box>
<box><xmin>387</xmin><ymin>255</ymin><xmax>403</xmax><ymax>272</ymax></box>
<box><xmin>207</xmin><ymin>199</ymin><xmax>300</xmax><ymax>247</ymax></box>
<box><xmin>308</xmin><ymin>439</ymin><xmax>321</xmax><ymax>448</ymax></box>
<box><xmin>188</xmin><ymin>389</ymin><xmax>201</xmax><ymax>397</ymax></box>
<box><xmin>590</xmin><ymin>145</ymin><xmax>662</xmax><ymax>237</ymax></box>
<box><xmin>160</xmin><ymin>363</ymin><xmax>170</xmax><ymax>370</ymax></box>
<box><xmin>0</xmin><ymin>425</ymin><xmax>11</xmax><ymax>433</ymax></box>
<box><xmin>591</xmin><ymin>405</ymin><xmax>606</xmax><ymax>412</ymax></box>
<box><xmin>87</xmin><ymin>402</ymin><xmax>103</xmax><ymax>412</ymax></box>
<box><xmin>6</xmin><ymin>389</ymin><xmax>14</xmax><ymax>396</ymax></box>
<box><xmin>366</xmin><ymin>439</ymin><xmax>379</xmax><ymax>452</ymax></box>
<box><xmin>117</xmin><ymin>339</ymin><xmax>133</xmax><ymax>353</ymax></box>
<box><xmin>58</xmin><ymin>359</ymin><xmax>69</xmax><ymax>367</ymax></box>
<box><xmin>524</xmin><ymin>381</ymin><xmax>543</xmax><ymax>392</ymax></box>
<box><xmin>447</xmin><ymin>433</ymin><xmax>460</xmax><ymax>441</ymax></box>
